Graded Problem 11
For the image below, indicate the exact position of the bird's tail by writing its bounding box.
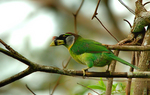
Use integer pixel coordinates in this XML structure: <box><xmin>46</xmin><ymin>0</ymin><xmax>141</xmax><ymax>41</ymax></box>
<box><xmin>107</xmin><ymin>54</ymin><xmax>139</xmax><ymax>70</ymax></box>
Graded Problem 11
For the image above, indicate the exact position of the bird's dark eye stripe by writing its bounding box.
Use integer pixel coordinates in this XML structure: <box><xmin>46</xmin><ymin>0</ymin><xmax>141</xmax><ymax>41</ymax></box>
<box><xmin>64</xmin><ymin>39</ymin><xmax>66</xmax><ymax>44</ymax></box>
<box><xmin>54</xmin><ymin>40</ymin><xmax>58</xmax><ymax>46</ymax></box>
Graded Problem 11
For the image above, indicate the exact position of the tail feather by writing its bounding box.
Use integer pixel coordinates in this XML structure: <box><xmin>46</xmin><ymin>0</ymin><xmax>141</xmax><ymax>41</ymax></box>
<box><xmin>108</xmin><ymin>54</ymin><xmax>139</xmax><ymax>70</ymax></box>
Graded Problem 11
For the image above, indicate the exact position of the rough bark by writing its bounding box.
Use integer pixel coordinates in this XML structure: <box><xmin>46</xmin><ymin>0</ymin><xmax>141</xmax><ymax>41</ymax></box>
<box><xmin>133</xmin><ymin>26</ymin><xmax>150</xmax><ymax>95</ymax></box>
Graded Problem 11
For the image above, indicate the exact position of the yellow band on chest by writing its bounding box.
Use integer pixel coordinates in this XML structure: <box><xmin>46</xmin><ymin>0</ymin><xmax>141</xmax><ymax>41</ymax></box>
<box><xmin>68</xmin><ymin>43</ymin><xmax>74</xmax><ymax>50</ymax></box>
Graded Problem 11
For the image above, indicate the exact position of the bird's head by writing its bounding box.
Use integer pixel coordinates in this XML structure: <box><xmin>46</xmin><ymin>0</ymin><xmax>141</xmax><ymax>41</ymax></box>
<box><xmin>50</xmin><ymin>32</ymin><xmax>79</xmax><ymax>48</ymax></box>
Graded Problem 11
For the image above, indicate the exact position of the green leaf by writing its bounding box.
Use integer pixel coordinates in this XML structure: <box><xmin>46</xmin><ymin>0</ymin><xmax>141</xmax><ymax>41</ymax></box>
<box><xmin>88</xmin><ymin>85</ymin><xmax>106</xmax><ymax>91</ymax></box>
<box><xmin>98</xmin><ymin>78</ymin><xmax>106</xmax><ymax>89</ymax></box>
<box><xmin>112</xmin><ymin>83</ymin><xmax>118</xmax><ymax>92</ymax></box>
<box><xmin>118</xmin><ymin>83</ymin><xmax>125</xmax><ymax>91</ymax></box>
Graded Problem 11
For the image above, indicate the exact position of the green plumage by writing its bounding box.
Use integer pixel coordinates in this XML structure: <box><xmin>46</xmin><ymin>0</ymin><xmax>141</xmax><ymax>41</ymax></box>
<box><xmin>68</xmin><ymin>35</ymin><xmax>138</xmax><ymax>69</ymax></box>
<box><xmin>50</xmin><ymin>33</ymin><xmax>139</xmax><ymax>75</ymax></box>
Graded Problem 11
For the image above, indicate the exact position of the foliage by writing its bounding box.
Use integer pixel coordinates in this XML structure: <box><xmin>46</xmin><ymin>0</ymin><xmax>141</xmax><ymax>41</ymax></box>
<box><xmin>87</xmin><ymin>78</ymin><xmax>126</xmax><ymax>95</ymax></box>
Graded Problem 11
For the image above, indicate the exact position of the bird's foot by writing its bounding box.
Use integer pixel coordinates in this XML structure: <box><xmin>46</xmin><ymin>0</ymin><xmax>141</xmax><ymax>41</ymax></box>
<box><xmin>106</xmin><ymin>69</ymin><xmax>110</xmax><ymax>73</ymax></box>
<box><xmin>106</xmin><ymin>70</ymin><xmax>111</xmax><ymax>80</ymax></box>
<box><xmin>82</xmin><ymin>68</ymin><xmax>88</xmax><ymax>77</ymax></box>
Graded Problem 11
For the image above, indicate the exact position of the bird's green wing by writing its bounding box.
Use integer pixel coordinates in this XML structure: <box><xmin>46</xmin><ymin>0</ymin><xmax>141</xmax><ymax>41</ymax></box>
<box><xmin>71</xmin><ymin>38</ymin><xmax>112</xmax><ymax>55</ymax></box>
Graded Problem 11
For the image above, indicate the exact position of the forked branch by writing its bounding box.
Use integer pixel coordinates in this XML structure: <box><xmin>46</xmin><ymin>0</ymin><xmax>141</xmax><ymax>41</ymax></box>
<box><xmin>91</xmin><ymin>0</ymin><xmax>119</xmax><ymax>42</ymax></box>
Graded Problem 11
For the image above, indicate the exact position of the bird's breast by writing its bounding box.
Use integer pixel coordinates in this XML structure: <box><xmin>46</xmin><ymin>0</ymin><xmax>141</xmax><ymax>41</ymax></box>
<box><xmin>69</xmin><ymin>50</ymin><xmax>112</xmax><ymax>67</ymax></box>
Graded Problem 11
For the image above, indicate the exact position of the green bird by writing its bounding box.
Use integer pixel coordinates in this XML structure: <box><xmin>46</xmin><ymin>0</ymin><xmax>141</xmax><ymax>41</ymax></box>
<box><xmin>50</xmin><ymin>32</ymin><xmax>139</xmax><ymax>75</ymax></box>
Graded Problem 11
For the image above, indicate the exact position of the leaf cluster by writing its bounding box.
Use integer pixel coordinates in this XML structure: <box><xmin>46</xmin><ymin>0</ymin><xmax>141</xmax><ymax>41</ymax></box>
<box><xmin>87</xmin><ymin>78</ymin><xmax>126</xmax><ymax>95</ymax></box>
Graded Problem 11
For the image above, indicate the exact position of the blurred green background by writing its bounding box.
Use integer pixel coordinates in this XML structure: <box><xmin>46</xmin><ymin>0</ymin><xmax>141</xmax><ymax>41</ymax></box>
<box><xmin>0</xmin><ymin>0</ymin><xmax>150</xmax><ymax>95</ymax></box>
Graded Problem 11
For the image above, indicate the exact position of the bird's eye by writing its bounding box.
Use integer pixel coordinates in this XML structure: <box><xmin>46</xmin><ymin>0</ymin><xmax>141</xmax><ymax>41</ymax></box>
<box><xmin>63</xmin><ymin>35</ymin><xmax>66</xmax><ymax>37</ymax></box>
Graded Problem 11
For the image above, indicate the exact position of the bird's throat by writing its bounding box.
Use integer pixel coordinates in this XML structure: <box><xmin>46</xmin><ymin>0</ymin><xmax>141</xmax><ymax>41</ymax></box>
<box><xmin>67</xmin><ymin>43</ymin><xmax>74</xmax><ymax>50</ymax></box>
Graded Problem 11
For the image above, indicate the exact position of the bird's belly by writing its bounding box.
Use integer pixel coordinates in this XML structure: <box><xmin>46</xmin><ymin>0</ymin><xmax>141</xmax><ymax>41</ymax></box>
<box><xmin>93</xmin><ymin>55</ymin><xmax>112</xmax><ymax>67</ymax></box>
<box><xmin>70</xmin><ymin>52</ymin><xmax>112</xmax><ymax>67</ymax></box>
<box><xmin>70</xmin><ymin>54</ymin><xmax>86</xmax><ymax>65</ymax></box>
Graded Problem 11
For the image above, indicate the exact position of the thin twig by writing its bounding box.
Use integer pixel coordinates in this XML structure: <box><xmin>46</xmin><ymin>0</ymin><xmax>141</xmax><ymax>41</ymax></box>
<box><xmin>95</xmin><ymin>16</ymin><xmax>119</xmax><ymax>42</ymax></box>
<box><xmin>123</xmin><ymin>19</ymin><xmax>132</xmax><ymax>28</ymax></box>
<box><xmin>0</xmin><ymin>39</ymin><xmax>15</xmax><ymax>53</ymax></box>
<box><xmin>106</xmin><ymin>50</ymin><xmax>119</xmax><ymax>95</ymax></box>
<box><xmin>118</xmin><ymin>0</ymin><xmax>135</xmax><ymax>14</ymax></box>
<box><xmin>26</xmin><ymin>84</ymin><xmax>36</xmax><ymax>95</ymax></box>
<box><xmin>73</xmin><ymin>0</ymin><xmax>84</xmax><ymax>34</ymax></box>
<box><xmin>62</xmin><ymin>57</ymin><xmax>71</xmax><ymax>68</ymax></box>
<box><xmin>0</xmin><ymin>47</ymin><xmax>35</xmax><ymax>66</ymax></box>
<box><xmin>126</xmin><ymin>52</ymin><xmax>135</xmax><ymax>95</ymax></box>
<box><xmin>0</xmin><ymin>39</ymin><xmax>33</xmax><ymax>66</ymax></box>
<box><xmin>91</xmin><ymin>0</ymin><xmax>101</xmax><ymax>19</ymax></box>
<box><xmin>51</xmin><ymin>76</ymin><xmax>62</xmax><ymax>95</ymax></box>
<box><xmin>91</xmin><ymin>0</ymin><xmax>119</xmax><ymax>42</ymax></box>
<box><xmin>143</xmin><ymin>1</ymin><xmax>150</xmax><ymax>6</ymax></box>
<box><xmin>77</xmin><ymin>83</ymin><xmax>100</xmax><ymax>95</ymax></box>
<box><xmin>51</xmin><ymin>57</ymin><xmax>71</xmax><ymax>95</ymax></box>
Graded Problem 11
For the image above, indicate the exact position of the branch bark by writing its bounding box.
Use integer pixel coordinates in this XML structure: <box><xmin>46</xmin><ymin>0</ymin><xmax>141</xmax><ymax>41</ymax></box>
<box><xmin>133</xmin><ymin>26</ymin><xmax>150</xmax><ymax>95</ymax></box>
<box><xmin>1</xmin><ymin>45</ymin><xmax>150</xmax><ymax>88</ymax></box>
<box><xmin>0</xmin><ymin>67</ymin><xmax>34</xmax><ymax>87</ymax></box>
<box><xmin>0</xmin><ymin>47</ymin><xmax>150</xmax><ymax>88</ymax></box>
<box><xmin>1</xmin><ymin>39</ymin><xmax>150</xmax><ymax>88</ymax></box>
<box><xmin>106</xmin><ymin>45</ymin><xmax>150</xmax><ymax>51</ymax></box>
<box><xmin>1</xmin><ymin>66</ymin><xmax>150</xmax><ymax>88</ymax></box>
<box><xmin>132</xmin><ymin>0</ymin><xmax>150</xmax><ymax>94</ymax></box>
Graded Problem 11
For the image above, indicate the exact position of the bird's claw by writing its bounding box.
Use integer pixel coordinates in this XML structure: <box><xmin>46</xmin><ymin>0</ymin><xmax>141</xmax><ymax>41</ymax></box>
<box><xmin>106</xmin><ymin>69</ymin><xmax>110</xmax><ymax>73</ymax></box>
<box><xmin>82</xmin><ymin>68</ymin><xmax>88</xmax><ymax>76</ymax></box>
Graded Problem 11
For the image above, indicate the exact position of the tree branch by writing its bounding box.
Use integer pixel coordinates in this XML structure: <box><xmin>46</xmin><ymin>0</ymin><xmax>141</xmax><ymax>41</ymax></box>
<box><xmin>0</xmin><ymin>47</ymin><xmax>35</xmax><ymax>66</ymax></box>
<box><xmin>1</xmin><ymin>59</ymin><xmax>150</xmax><ymax>88</ymax></box>
<box><xmin>126</xmin><ymin>52</ymin><xmax>135</xmax><ymax>94</ymax></box>
<box><xmin>1</xmin><ymin>66</ymin><xmax>150</xmax><ymax>88</ymax></box>
<box><xmin>106</xmin><ymin>45</ymin><xmax>150</xmax><ymax>51</ymax></box>
<box><xmin>106</xmin><ymin>50</ymin><xmax>119</xmax><ymax>95</ymax></box>
<box><xmin>0</xmin><ymin>67</ymin><xmax>34</xmax><ymax>87</ymax></box>
<box><xmin>1</xmin><ymin>39</ymin><xmax>150</xmax><ymax>88</ymax></box>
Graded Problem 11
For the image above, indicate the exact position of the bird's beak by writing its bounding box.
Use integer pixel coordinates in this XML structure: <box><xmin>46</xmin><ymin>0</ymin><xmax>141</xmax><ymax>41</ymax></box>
<box><xmin>50</xmin><ymin>40</ymin><xmax>65</xmax><ymax>46</ymax></box>
<box><xmin>50</xmin><ymin>41</ymin><xmax>55</xmax><ymax>46</ymax></box>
